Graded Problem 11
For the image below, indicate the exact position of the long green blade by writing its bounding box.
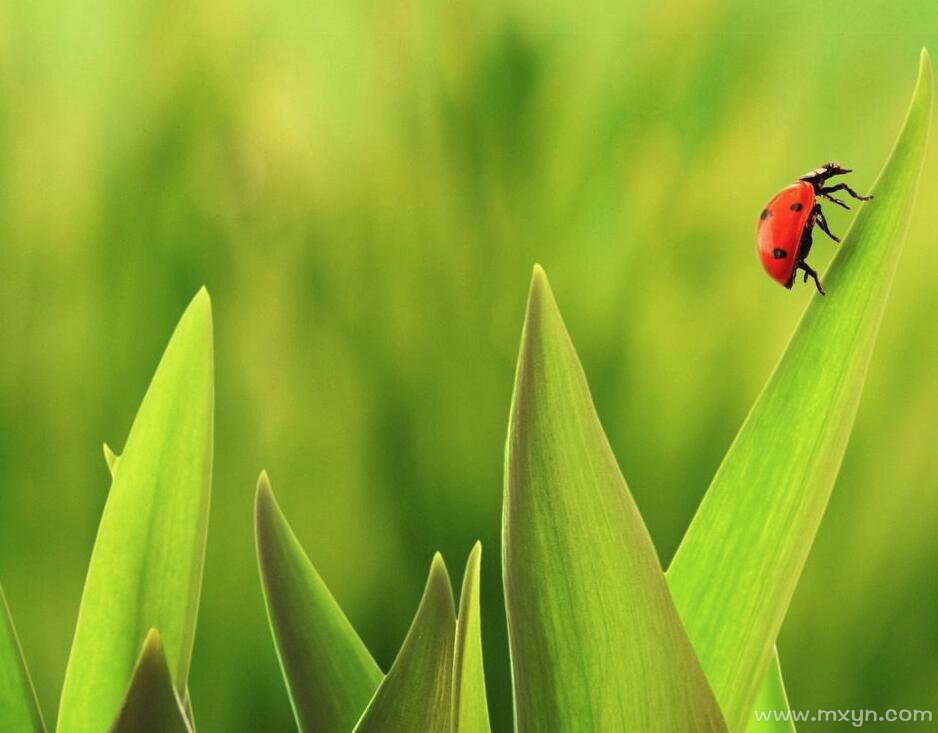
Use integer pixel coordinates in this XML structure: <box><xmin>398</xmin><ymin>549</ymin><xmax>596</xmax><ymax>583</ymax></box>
<box><xmin>745</xmin><ymin>652</ymin><xmax>795</xmax><ymax>733</ymax></box>
<box><xmin>109</xmin><ymin>630</ymin><xmax>191</xmax><ymax>733</ymax></box>
<box><xmin>255</xmin><ymin>472</ymin><xmax>382</xmax><ymax>732</ymax></box>
<box><xmin>666</xmin><ymin>51</ymin><xmax>932</xmax><ymax>732</ymax></box>
<box><xmin>58</xmin><ymin>289</ymin><xmax>214</xmax><ymax>732</ymax></box>
<box><xmin>104</xmin><ymin>447</ymin><xmax>197</xmax><ymax>731</ymax></box>
<box><xmin>353</xmin><ymin>555</ymin><xmax>456</xmax><ymax>733</ymax></box>
<box><xmin>451</xmin><ymin>542</ymin><xmax>491</xmax><ymax>733</ymax></box>
<box><xmin>0</xmin><ymin>584</ymin><xmax>45</xmax><ymax>732</ymax></box>
<box><xmin>503</xmin><ymin>267</ymin><xmax>726</xmax><ymax>732</ymax></box>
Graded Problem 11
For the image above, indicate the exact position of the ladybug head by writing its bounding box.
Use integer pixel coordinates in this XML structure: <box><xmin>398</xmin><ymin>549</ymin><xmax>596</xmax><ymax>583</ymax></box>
<box><xmin>823</xmin><ymin>161</ymin><xmax>852</xmax><ymax>177</ymax></box>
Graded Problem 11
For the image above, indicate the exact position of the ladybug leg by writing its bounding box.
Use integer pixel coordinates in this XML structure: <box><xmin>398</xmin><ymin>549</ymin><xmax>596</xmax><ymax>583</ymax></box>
<box><xmin>815</xmin><ymin>207</ymin><xmax>841</xmax><ymax>243</ymax></box>
<box><xmin>799</xmin><ymin>261</ymin><xmax>825</xmax><ymax>295</ymax></box>
<box><xmin>820</xmin><ymin>192</ymin><xmax>851</xmax><ymax>210</ymax></box>
<box><xmin>820</xmin><ymin>182</ymin><xmax>873</xmax><ymax>202</ymax></box>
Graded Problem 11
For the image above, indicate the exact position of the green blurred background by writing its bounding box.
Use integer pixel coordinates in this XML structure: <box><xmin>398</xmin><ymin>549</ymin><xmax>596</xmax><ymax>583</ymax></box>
<box><xmin>1</xmin><ymin>0</ymin><xmax>936</xmax><ymax>729</ymax></box>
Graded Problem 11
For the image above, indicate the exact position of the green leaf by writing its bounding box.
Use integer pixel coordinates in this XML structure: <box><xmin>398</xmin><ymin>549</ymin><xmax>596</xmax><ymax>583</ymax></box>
<box><xmin>744</xmin><ymin>652</ymin><xmax>795</xmax><ymax>733</ymax></box>
<box><xmin>109</xmin><ymin>630</ymin><xmax>191</xmax><ymax>733</ymax></box>
<box><xmin>353</xmin><ymin>554</ymin><xmax>456</xmax><ymax>733</ymax></box>
<box><xmin>503</xmin><ymin>267</ymin><xmax>726</xmax><ymax>732</ymax></box>
<box><xmin>103</xmin><ymin>442</ymin><xmax>121</xmax><ymax>477</ymax></box>
<box><xmin>451</xmin><ymin>542</ymin><xmax>491</xmax><ymax>733</ymax></box>
<box><xmin>180</xmin><ymin>689</ymin><xmax>196</xmax><ymax>731</ymax></box>
<box><xmin>57</xmin><ymin>289</ymin><xmax>214</xmax><ymax>733</ymax></box>
<box><xmin>0</xmin><ymin>584</ymin><xmax>46</xmax><ymax>733</ymax></box>
<box><xmin>666</xmin><ymin>51</ymin><xmax>932</xmax><ymax>732</ymax></box>
<box><xmin>254</xmin><ymin>472</ymin><xmax>382</xmax><ymax>732</ymax></box>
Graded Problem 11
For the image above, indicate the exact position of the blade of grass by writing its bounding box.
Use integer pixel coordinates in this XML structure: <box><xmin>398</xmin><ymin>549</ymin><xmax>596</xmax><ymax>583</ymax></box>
<box><xmin>452</xmin><ymin>542</ymin><xmax>491</xmax><ymax>733</ymax></box>
<box><xmin>353</xmin><ymin>555</ymin><xmax>456</xmax><ymax>733</ymax></box>
<box><xmin>255</xmin><ymin>472</ymin><xmax>382</xmax><ymax>732</ymax></box>
<box><xmin>109</xmin><ymin>630</ymin><xmax>191</xmax><ymax>733</ymax></box>
<box><xmin>666</xmin><ymin>51</ymin><xmax>932</xmax><ymax>732</ymax></box>
<box><xmin>181</xmin><ymin>692</ymin><xmax>195</xmax><ymax>731</ymax></box>
<box><xmin>0</xmin><ymin>584</ymin><xmax>45</xmax><ymax>732</ymax></box>
<box><xmin>744</xmin><ymin>652</ymin><xmax>795</xmax><ymax>733</ymax></box>
<box><xmin>58</xmin><ymin>289</ymin><xmax>214</xmax><ymax>732</ymax></box>
<box><xmin>503</xmin><ymin>267</ymin><xmax>726</xmax><ymax>732</ymax></box>
<box><xmin>102</xmin><ymin>448</ymin><xmax>197</xmax><ymax>731</ymax></box>
<box><xmin>100</xmin><ymin>443</ymin><xmax>198</xmax><ymax>732</ymax></box>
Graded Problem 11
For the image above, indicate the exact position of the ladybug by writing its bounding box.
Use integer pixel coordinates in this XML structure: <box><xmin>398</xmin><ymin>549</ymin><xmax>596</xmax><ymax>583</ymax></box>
<box><xmin>757</xmin><ymin>162</ymin><xmax>872</xmax><ymax>295</ymax></box>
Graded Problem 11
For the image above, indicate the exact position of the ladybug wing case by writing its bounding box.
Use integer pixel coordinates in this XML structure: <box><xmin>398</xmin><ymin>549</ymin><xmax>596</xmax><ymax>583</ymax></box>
<box><xmin>756</xmin><ymin>182</ymin><xmax>815</xmax><ymax>287</ymax></box>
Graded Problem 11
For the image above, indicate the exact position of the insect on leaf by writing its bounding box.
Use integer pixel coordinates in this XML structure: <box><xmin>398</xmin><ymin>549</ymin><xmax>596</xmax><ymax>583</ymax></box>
<box><xmin>666</xmin><ymin>50</ymin><xmax>932</xmax><ymax>732</ymax></box>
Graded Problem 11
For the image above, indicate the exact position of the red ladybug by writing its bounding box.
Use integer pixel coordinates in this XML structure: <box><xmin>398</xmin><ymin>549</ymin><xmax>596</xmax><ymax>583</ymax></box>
<box><xmin>757</xmin><ymin>163</ymin><xmax>872</xmax><ymax>295</ymax></box>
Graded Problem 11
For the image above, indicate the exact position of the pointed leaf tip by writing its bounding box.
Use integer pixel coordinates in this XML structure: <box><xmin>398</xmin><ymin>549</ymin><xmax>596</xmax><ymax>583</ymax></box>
<box><xmin>919</xmin><ymin>49</ymin><xmax>933</xmax><ymax>97</ymax></box>
<box><xmin>526</xmin><ymin>265</ymin><xmax>553</xmax><ymax>314</ymax></box>
<box><xmin>186</xmin><ymin>287</ymin><xmax>213</xmax><ymax>333</ymax></box>
<box><xmin>103</xmin><ymin>443</ymin><xmax>121</xmax><ymax>477</ymax></box>
<box><xmin>59</xmin><ymin>291</ymin><xmax>215</xmax><ymax>733</ymax></box>
<box><xmin>109</xmin><ymin>629</ymin><xmax>191</xmax><ymax>733</ymax></box>
<box><xmin>452</xmin><ymin>543</ymin><xmax>490</xmax><ymax>733</ymax></box>
<box><xmin>255</xmin><ymin>474</ymin><xmax>381</xmax><ymax>732</ymax></box>
<box><xmin>255</xmin><ymin>471</ymin><xmax>274</xmax><ymax>511</ymax></box>
<box><xmin>425</xmin><ymin>554</ymin><xmax>456</xmax><ymax>618</ymax></box>
<box><xmin>354</xmin><ymin>556</ymin><xmax>457</xmax><ymax>732</ymax></box>
<box><xmin>193</xmin><ymin>286</ymin><xmax>211</xmax><ymax>308</ymax></box>
<box><xmin>522</xmin><ymin>266</ymin><xmax>556</xmax><ymax>341</ymax></box>
<box><xmin>517</xmin><ymin>265</ymin><xmax>574</xmax><ymax>384</ymax></box>
<box><xmin>911</xmin><ymin>49</ymin><xmax>932</xmax><ymax>113</ymax></box>
<box><xmin>505</xmin><ymin>267</ymin><xmax>726</xmax><ymax>731</ymax></box>
<box><xmin>142</xmin><ymin>628</ymin><xmax>162</xmax><ymax>653</ymax></box>
<box><xmin>456</xmin><ymin>545</ymin><xmax>481</xmax><ymax>616</ymax></box>
<box><xmin>430</xmin><ymin>551</ymin><xmax>448</xmax><ymax>576</ymax></box>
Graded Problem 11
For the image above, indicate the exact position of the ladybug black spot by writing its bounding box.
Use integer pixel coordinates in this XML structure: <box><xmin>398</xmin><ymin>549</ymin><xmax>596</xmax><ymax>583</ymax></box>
<box><xmin>790</xmin><ymin>202</ymin><xmax>803</xmax><ymax>211</ymax></box>
<box><xmin>772</xmin><ymin>248</ymin><xmax>787</xmax><ymax>259</ymax></box>
<box><xmin>760</xmin><ymin>209</ymin><xmax>771</xmax><ymax>220</ymax></box>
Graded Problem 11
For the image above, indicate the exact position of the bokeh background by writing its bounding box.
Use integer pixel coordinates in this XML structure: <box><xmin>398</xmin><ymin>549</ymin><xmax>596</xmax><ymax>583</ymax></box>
<box><xmin>1</xmin><ymin>0</ymin><xmax>936</xmax><ymax>730</ymax></box>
